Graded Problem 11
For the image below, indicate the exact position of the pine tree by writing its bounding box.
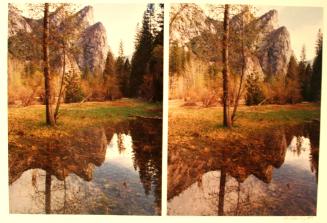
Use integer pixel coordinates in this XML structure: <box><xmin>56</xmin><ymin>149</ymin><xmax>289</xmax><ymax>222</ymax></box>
<box><xmin>118</xmin><ymin>40</ymin><xmax>124</xmax><ymax>58</ymax></box>
<box><xmin>304</xmin><ymin>63</ymin><xmax>312</xmax><ymax>100</ymax></box>
<box><xmin>103</xmin><ymin>50</ymin><xmax>115</xmax><ymax>78</ymax></box>
<box><xmin>130</xmin><ymin>4</ymin><xmax>155</xmax><ymax>97</ymax></box>
<box><xmin>116</xmin><ymin>40</ymin><xmax>127</xmax><ymax>96</ymax></box>
<box><xmin>103</xmin><ymin>50</ymin><xmax>121</xmax><ymax>100</ymax></box>
<box><xmin>245</xmin><ymin>72</ymin><xmax>264</xmax><ymax>105</ymax></box>
<box><xmin>285</xmin><ymin>55</ymin><xmax>301</xmax><ymax>103</ymax></box>
<box><xmin>129</xmin><ymin>4</ymin><xmax>163</xmax><ymax>101</ymax></box>
<box><xmin>298</xmin><ymin>45</ymin><xmax>309</xmax><ymax>100</ymax></box>
<box><xmin>64</xmin><ymin>70</ymin><xmax>83</xmax><ymax>103</ymax></box>
<box><xmin>150</xmin><ymin>4</ymin><xmax>164</xmax><ymax>102</ymax></box>
<box><xmin>122</xmin><ymin>58</ymin><xmax>131</xmax><ymax>97</ymax></box>
<box><xmin>310</xmin><ymin>29</ymin><xmax>323</xmax><ymax>101</ymax></box>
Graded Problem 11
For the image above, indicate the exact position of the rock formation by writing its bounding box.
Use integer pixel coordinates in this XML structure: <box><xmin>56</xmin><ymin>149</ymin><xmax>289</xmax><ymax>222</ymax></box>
<box><xmin>170</xmin><ymin>6</ymin><xmax>293</xmax><ymax>79</ymax></box>
<box><xmin>256</xmin><ymin>26</ymin><xmax>292</xmax><ymax>77</ymax></box>
<box><xmin>8</xmin><ymin>5</ymin><xmax>32</xmax><ymax>37</ymax></box>
<box><xmin>8</xmin><ymin>4</ymin><xmax>109</xmax><ymax>76</ymax></box>
<box><xmin>77</xmin><ymin>22</ymin><xmax>109</xmax><ymax>74</ymax></box>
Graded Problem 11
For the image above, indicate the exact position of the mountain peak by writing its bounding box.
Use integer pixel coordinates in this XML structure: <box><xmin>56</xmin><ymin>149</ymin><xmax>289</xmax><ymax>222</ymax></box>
<box><xmin>75</xmin><ymin>5</ymin><xmax>94</xmax><ymax>27</ymax></box>
<box><xmin>255</xmin><ymin>9</ymin><xmax>278</xmax><ymax>32</ymax></box>
<box><xmin>78</xmin><ymin>21</ymin><xmax>109</xmax><ymax>73</ymax></box>
<box><xmin>257</xmin><ymin>25</ymin><xmax>292</xmax><ymax>77</ymax></box>
<box><xmin>8</xmin><ymin>4</ymin><xmax>32</xmax><ymax>37</ymax></box>
<box><xmin>89</xmin><ymin>22</ymin><xmax>105</xmax><ymax>31</ymax></box>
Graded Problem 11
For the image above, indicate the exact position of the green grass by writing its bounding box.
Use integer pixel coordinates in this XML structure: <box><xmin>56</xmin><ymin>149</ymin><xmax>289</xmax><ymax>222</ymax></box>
<box><xmin>8</xmin><ymin>99</ymin><xmax>162</xmax><ymax>145</ymax></box>
<box><xmin>238</xmin><ymin>108</ymin><xmax>320</xmax><ymax>122</ymax></box>
<box><xmin>168</xmin><ymin>100</ymin><xmax>321</xmax><ymax>150</ymax></box>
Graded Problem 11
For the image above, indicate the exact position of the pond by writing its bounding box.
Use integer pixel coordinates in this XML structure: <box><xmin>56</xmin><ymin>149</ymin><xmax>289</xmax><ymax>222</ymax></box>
<box><xmin>168</xmin><ymin>121</ymin><xmax>319</xmax><ymax>216</ymax></box>
<box><xmin>9</xmin><ymin>118</ymin><xmax>162</xmax><ymax>215</ymax></box>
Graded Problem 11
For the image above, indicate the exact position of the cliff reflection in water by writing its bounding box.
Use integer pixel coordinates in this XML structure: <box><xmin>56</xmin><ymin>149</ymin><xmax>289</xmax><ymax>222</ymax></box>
<box><xmin>9</xmin><ymin>118</ymin><xmax>162</xmax><ymax>215</ymax></box>
<box><xmin>168</xmin><ymin>121</ymin><xmax>319</xmax><ymax>216</ymax></box>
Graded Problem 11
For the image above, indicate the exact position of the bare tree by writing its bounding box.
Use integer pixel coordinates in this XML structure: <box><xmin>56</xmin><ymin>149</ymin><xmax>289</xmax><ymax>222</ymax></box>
<box><xmin>53</xmin><ymin>4</ymin><xmax>79</xmax><ymax>122</ymax></box>
<box><xmin>222</xmin><ymin>4</ymin><xmax>232</xmax><ymax>128</ymax></box>
<box><xmin>43</xmin><ymin>3</ymin><xmax>55</xmax><ymax>126</ymax></box>
<box><xmin>230</xmin><ymin>5</ymin><xmax>255</xmax><ymax>123</ymax></box>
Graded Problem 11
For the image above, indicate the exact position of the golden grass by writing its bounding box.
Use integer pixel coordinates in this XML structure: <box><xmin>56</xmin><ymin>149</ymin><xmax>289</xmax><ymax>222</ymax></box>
<box><xmin>168</xmin><ymin>100</ymin><xmax>320</xmax><ymax>151</ymax></box>
<box><xmin>8</xmin><ymin>99</ymin><xmax>162</xmax><ymax>148</ymax></box>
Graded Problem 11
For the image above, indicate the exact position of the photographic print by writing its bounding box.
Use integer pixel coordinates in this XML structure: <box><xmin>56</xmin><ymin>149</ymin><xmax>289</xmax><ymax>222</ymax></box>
<box><xmin>8</xmin><ymin>3</ymin><xmax>163</xmax><ymax>215</ymax></box>
<box><xmin>168</xmin><ymin>3</ymin><xmax>322</xmax><ymax>216</ymax></box>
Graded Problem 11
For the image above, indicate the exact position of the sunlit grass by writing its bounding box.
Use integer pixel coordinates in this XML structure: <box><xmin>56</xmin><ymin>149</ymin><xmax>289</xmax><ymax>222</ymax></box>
<box><xmin>168</xmin><ymin>100</ymin><xmax>320</xmax><ymax>149</ymax></box>
<box><xmin>8</xmin><ymin>99</ymin><xmax>162</xmax><ymax>145</ymax></box>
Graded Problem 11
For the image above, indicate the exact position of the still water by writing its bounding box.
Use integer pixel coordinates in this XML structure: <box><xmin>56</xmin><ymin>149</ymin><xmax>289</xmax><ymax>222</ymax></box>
<box><xmin>9</xmin><ymin>118</ymin><xmax>162</xmax><ymax>215</ymax></box>
<box><xmin>168</xmin><ymin>122</ymin><xmax>319</xmax><ymax>216</ymax></box>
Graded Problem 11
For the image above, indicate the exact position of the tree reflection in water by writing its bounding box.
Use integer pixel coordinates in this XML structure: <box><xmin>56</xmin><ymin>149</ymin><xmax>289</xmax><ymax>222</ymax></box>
<box><xmin>9</xmin><ymin>118</ymin><xmax>162</xmax><ymax>215</ymax></box>
<box><xmin>129</xmin><ymin>118</ymin><xmax>162</xmax><ymax>213</ymax></box>
<box><xmin>168</xmin><ymin>121</ymin><xmax>319</xmax><ymax>216</ymax></box>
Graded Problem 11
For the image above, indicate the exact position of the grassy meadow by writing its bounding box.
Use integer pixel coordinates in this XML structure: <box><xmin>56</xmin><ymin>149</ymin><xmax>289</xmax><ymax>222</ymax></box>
<box><xmin>168</xmin><ymin>100</ymin><xmax>320</xmax><ymax>151</ymax></box>
<box><xmin>9</xmin><ymin>99</ymin><xmax>162</xmax><ymax>149</ymax></box>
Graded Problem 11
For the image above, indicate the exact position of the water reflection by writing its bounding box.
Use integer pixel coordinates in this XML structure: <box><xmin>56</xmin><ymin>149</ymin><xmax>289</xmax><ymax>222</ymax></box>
<box><xmin>9</xmin><ymin>118</ymin><xmax>162</xmax><ymax>215</ymax></box>
<box><xmin>168</xmin><ymin>121</ymin><xmax>319</xmax><ymax>216</ymax></box>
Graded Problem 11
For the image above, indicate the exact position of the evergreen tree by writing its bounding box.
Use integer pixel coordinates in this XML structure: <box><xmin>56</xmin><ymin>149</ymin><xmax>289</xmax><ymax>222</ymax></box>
<box><xmin>103</xmin><ymin>50</ymin><xmax>115</xmax><ymax>78</ymax></box>
<box><xmin>285</xmin><ymin>55</ymin><xmax>302</xmax><ymax>103</ymax></box>
<box><xmin>103</xmin><ymin>50</ymin><xmax>121</xmax><ymax>100</ymax></box>
<box><xmin>116</xmin><ymin>40</ymin><xmax>127</xmax><ymax>96</ymax></box>
<box><xmin>304</xmin><ymin>63</ymin><xmax>312</xmax><ymax>99</ymax></box>
<box><xmin>118</xmin><ymin>40</ymin><xmax>124</xmax><ymax>58</ymax></box>
<box><xmin>130</xmin><ymin>4</ymin><xmax>163</xmax><ymax>101</ymax></box>
<box><xmin>245</xmin><ymin>72</ymin><xmax>264</xmax><ymax>105</ymax></box>
<box><xmin>150</xmin><ymin>3</ymin><xmax>164</xmax><ymax>102</ymax></box>
<box><xmin>130</xmin><ymin>4</ymin><xmax>155</xmax><ymax>97</ymax></box>
<box><xmin>122</xmin><ymin>58</ymin><xmax>131</xmax><ymax>97</ymax></box>
<box><xmin>64</xmin><ymin>70</ymin><xmax>84</xmax><ymax>103</ymax></box>
<box><xmin>298</xmin><ymin>45</ymin><xmax>309</xmax><ymax>100</ymax></box>
<box><xmin>310</xmin><ymin>29</ymin><xmax>323</xmax><ymax>101</ymax></box>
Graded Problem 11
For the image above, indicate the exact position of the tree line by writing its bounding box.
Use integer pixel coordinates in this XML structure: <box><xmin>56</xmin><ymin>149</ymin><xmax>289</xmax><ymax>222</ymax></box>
<box><xmin>245</xmin><ymin>30</ymin><xmax>323</xmax><ymax>105</ymax></box>
<box><xmin>102</xmin><ymin>3</ymin><xmax>164</xmax><ymax>102</ymax></box>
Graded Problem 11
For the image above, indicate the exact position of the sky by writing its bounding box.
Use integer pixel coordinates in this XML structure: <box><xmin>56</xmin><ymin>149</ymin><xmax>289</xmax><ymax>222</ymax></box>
<box><xmin>91</xmin><ymin>4</ymin><xmax>147</xmax><ymax>58</ymax></box>
<box><xmin>13</xmin><ymin>3</ymin><xmax>323</xmax><ymax>60</ymax></box>
<box><xmin>256</xmin><ymin>5</ymin><xmax>323</xmax><ymax>60</ymax></box>
<box><xmin>15</xmin><ymin>3</ymin><xmax>147</xmax><ymax>58</ymax></box>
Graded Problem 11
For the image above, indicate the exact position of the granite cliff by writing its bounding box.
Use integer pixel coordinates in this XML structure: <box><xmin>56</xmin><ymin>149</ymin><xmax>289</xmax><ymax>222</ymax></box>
<box><xmin>170</xmin><ymin>5</ymin><xmax>293</xmax><ymax>79</ymax></box>
<box><xmin>8</xmin><ymin>4</ymin><xmax>109</xmax><ymax>76</ymax></box>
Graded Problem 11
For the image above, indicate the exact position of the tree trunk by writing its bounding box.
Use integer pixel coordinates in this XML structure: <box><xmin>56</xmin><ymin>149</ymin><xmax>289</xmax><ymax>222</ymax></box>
<box><xmin>45</xmin><ymin>172</ymin><xmax>52</xmax><ymax>214</ymax></box>
<box><xmin>231</xmin><ymin>13</ymin><xmax>245</xmax><ymax>123</ymax></box>
<box><xmin>218</xmin><ymin>167</ymin><xmax>226</xmax><ymax>216</ymax></box>
<box><xmin>54</xmin><ymin>42</ymin><xmax>66</xmax><ymax>122</ymax></box>
<box><xmin>43</xmin><ymin>3</ymin><xmax>55</xmax><ymax>126</ymax></box>
<box><xmin>222</xmin><ymin>4</ymin><xmax>232</xmax><ymax>128</ymax></box>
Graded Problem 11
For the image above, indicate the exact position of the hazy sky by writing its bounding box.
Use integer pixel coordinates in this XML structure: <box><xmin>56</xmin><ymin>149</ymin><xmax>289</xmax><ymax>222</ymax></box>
<box><xmin>13</xmin><ymin>3</ymin><xmax>323</xmax><ymax>60</ymax></box>
<box><xmin>256</xmin><ymin>5</ymin><xmax>323</xmax><ymax>60</ymax></box>
<box><xmin>91</xmin><ymin>4</ymin><xmax>147</xmax><ymax>58</ymax></box>
<box><xmin>15</xmin><ymin>3</ymin><xmax>147</xmax><ymax>58</ymax></box>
